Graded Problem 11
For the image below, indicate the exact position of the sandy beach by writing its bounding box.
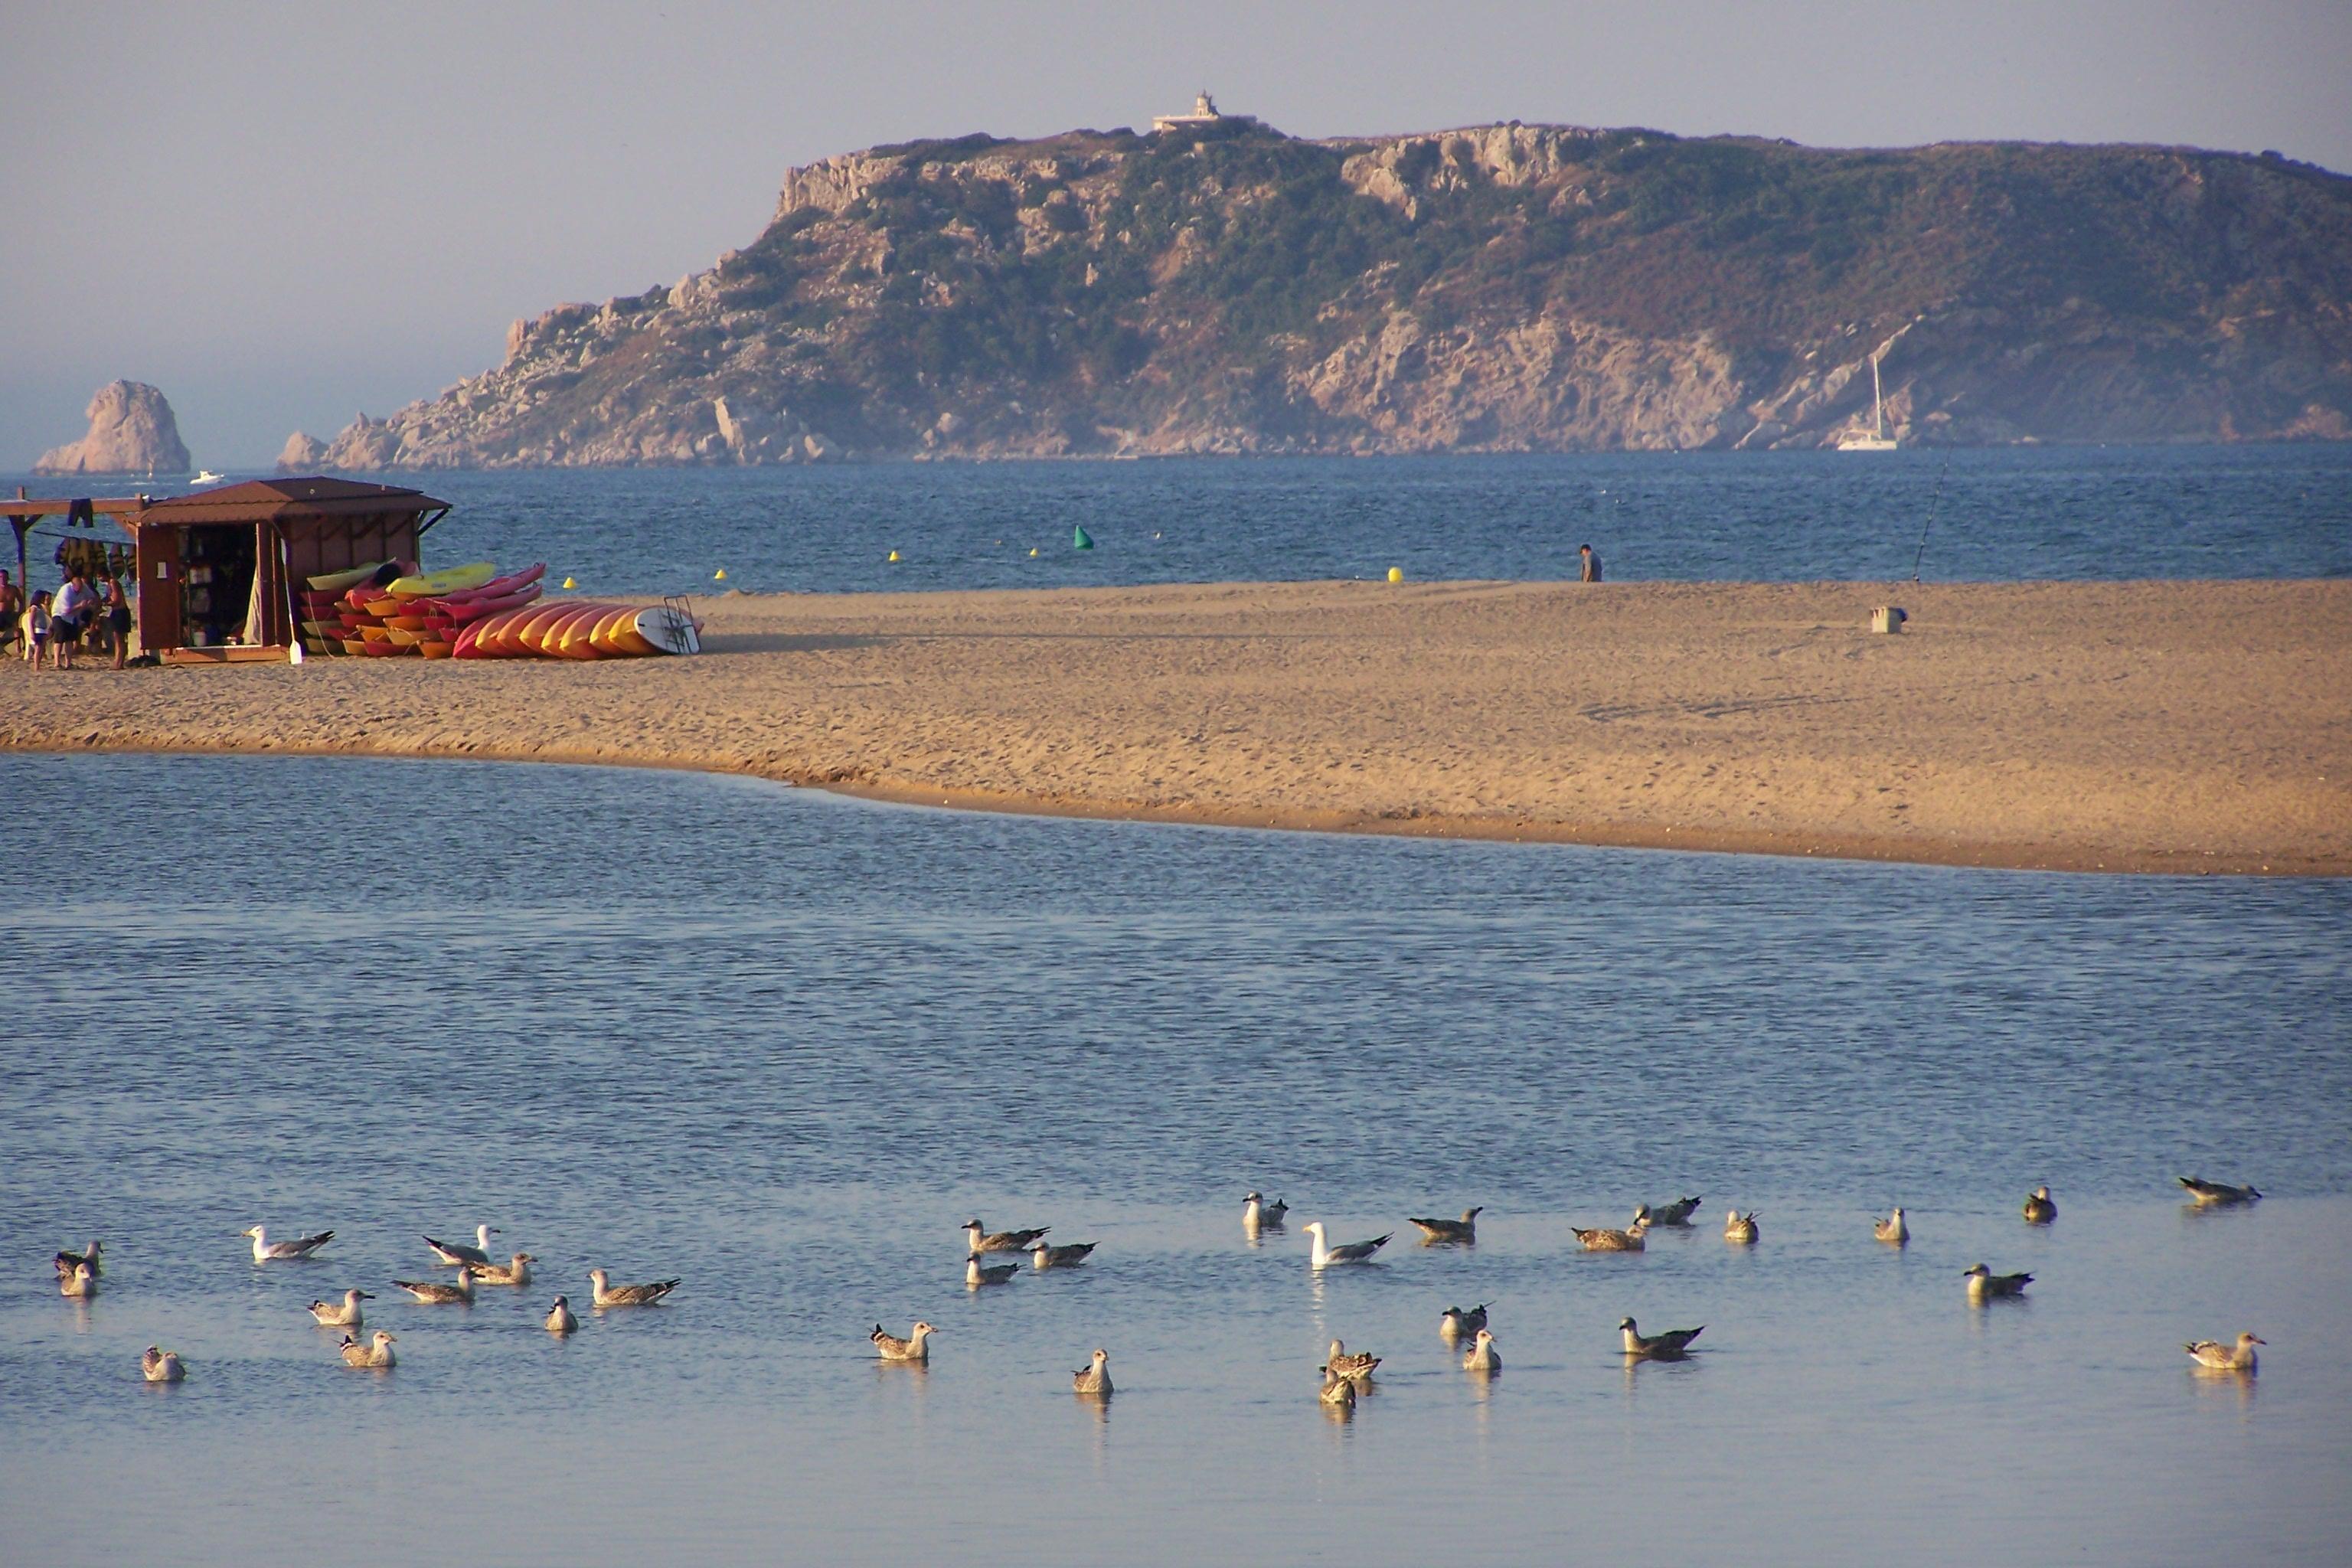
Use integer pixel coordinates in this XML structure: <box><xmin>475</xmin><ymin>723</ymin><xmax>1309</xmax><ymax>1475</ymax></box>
<box><xmin>5</xmin><ymin>578</ymin><xmax>2347</xmax><ymax>874</ymax></box>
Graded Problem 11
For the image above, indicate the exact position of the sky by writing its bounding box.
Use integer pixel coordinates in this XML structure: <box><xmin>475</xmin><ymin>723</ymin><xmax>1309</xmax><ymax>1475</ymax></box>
<box><xmin>5</xmin><ymin>0</ymin><xmax>2348</xmax><ymax>466</ymax></box>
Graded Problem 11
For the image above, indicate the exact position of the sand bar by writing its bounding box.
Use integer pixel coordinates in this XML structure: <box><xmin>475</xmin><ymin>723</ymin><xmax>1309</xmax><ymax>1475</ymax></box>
<box><xmin>5</xmin><ymin>579</ymin><xmax>2347</xmax><ymax>875</ymax></box>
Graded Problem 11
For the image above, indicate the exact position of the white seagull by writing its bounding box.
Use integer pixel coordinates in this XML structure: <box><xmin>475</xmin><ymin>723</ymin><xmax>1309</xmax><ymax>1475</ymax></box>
<box><xmin>1071</xmin><ymin>1348</ymin><xmax>1113</xmax><ymax>1396</ymax></box>
<box><xmin>1243</xmin><ymin>1192</ymin><xmax>1289</xmax><ymax>1231</ymax></box>
<box><xmin>1963</xmin><ymin>1264</ymin><xmax>2032</xmax><ymax>1300</ymax></box>
<box><xmin>1723</xmin><ymin>1210</ymin><xmax>1759</xmax><ymax>1244</ymax></box>
<box><xmin>2184</xmin><ymin>1332</ymin><xmax>2262</xmax><ymax>1373</ymax></box>
<box><xmin>1462</xmin><ymin>1328</ymin><xmax>1503</xmax><ymax>1371</ymax></box>
<box><xmin>308</xmin><ymin>1289</ymin><xmax>374</xmax><ymax>1327</ymax></box>
<box><xmin>424</xmin><ymin>1225</ymin><xmax>500</xmax><ymax>1267</ymax></box>
<box><xmin>1302</xmin><ymin>1221</ymin><xmax>1390</xmax><ymax>1267</ymax></box>
<box><xmin>546</xmin><ymin>1296</ymin><xmax>578</xmax><ymax>1334</ymax></box>
<box><xmin>966</xmin><ymin>1253</ymin><xmax>1022</xmax><ymax>1288</ymax></box>
<box><xmin>1873</xmin><ymin>1208</ymin><xmax>1909</xmax><ymax>1245</ymax></box>
<box><xmin>142</xmin><ymin>1346</ymin><xmax>186</xmax><ymax>1383</ymax></box>
<box><xmin>243</xmin><ymin>1225</ymin><xmax>334</xmax><ymax>1263</ymax></box>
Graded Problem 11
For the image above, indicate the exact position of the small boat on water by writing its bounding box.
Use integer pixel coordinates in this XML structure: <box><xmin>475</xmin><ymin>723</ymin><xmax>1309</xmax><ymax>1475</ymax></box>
<box><xmin>1838</xmin><ymin>348</ymin><xmax>1898</xmax><ymax>451</ymax></box>
<box><xmin>191</xmin><ymin>469</ymin><xmax>227</xmax><ymax>485</ymax></box>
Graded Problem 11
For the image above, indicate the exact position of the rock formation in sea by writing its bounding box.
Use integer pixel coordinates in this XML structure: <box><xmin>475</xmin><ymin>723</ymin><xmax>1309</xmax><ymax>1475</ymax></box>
<box><xmin>309</xmin><ymin>122</ymin><xmax>2352</xmax><ymax>466</ymax></box>
<box><xmin>275</xmin><ymin>430</ymin><xmax>327</xmax><ymax>472</ymax></box>
<box><xmin>34</xmin><ymin>381</ymin><xmax>194</xmax><ymax>475</ymax></box>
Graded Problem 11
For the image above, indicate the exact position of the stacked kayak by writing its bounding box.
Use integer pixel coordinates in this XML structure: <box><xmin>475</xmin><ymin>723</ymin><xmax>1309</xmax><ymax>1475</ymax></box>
<box><xmin>454</xmin><ymin>599</ymin><xmax>703</xmax><ymax>659</ymax></box>
<box><xmin>308</xmin><ymin>561</ymin><xmax>546</xmax><ymax>658</ymax></box>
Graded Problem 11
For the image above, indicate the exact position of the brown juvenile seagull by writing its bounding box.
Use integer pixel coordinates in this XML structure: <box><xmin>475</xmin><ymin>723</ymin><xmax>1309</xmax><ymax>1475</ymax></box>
<box><xmin>872</xmin><ymin>1321</ymin><xmax>938</xmax><ymax>1362</ymax></box>
<box><xmin>588</xmin><ymin>1269</ymin><xmax>680</xmax><ymax>1307</ymax></box>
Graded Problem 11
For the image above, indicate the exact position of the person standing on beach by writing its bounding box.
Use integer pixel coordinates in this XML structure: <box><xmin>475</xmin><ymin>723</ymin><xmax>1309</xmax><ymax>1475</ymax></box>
<box><xmin>103</xmin><ymin>576</ymin><xmax>133</xmax><ymax>668</ymax></box>
<box><xmin>0</xmin><ymin>569</ymin><xmax>21</xmax><ymax>655</ymax></box>
<box><xmin>24</xmin><ymin>590</ymin><xmax>53</xmax><ymax>668</ymax></box>
<box><xmin>1579</xmin><ymin>544</ymin><xmax>1603</xmax><ymax>582</ymax></box>
<box><xmin>51</xmin><ymin>567</ymin><xmax>94</xmax><ymax>669</ymax></box>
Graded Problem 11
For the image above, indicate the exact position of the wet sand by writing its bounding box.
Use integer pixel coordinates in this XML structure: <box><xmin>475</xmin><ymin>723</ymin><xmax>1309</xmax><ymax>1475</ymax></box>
<box><xmin>5</xmin><ymin>578</ymin><xmax>2347</xmax><ymax>874</ymax></box>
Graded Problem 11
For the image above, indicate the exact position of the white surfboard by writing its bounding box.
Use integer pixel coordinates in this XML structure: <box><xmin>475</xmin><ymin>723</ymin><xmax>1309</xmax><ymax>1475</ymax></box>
<box><xmin>634</xmin><ymin>605</ymin><xmax>701</xmax><ymax>655</ymax></box>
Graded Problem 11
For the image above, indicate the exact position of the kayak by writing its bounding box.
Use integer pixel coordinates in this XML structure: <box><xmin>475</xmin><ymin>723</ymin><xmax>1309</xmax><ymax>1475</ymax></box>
<box><xmin>417</xmin><ymin>641</ymin><xmax>453</xmax><ymax>659</ymax></box>
<box><xmin>387</xmin><ymin>560</ymin><xmax>495</xmax><ymax>599</ymax></box>
<box><xmin>585</xmin><ymin>606</ymin><xmax>639</xmax><ymax>656</ymax></box>
<box><xmin>308</xmin><ymin>560</ymin><xmax>388</xmax><ymax>593</ymax></box>
<box><xmin>528</xmin><ymin>603</ymin><xmax>614</xmax><ymax>657</ymax></box>
<box><xmin>440</xmin><ymin>583</ymin><xmax>542</xmax><ymax>624</ymax></box>
<box><xmin>436</xmin><ymin>564</ymin><xmax>546</xmax><ymax>606</ymax></box>
<box><xmin>554</xmin><ymin>606</ymin><xmax>620</xmax><ymax>658</ymax></box>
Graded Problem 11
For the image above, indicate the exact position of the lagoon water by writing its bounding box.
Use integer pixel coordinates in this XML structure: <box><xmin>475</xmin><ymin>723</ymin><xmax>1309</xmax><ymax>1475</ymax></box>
<box><xmin>8</xmin><ymin>443</ymin><xmax>2350</xmax><ymax>599</ymax></box>
<box><xmin>4</xmin><ymin>752</ymin><xmax>2349</xmax><ymax>1565</ymax></box>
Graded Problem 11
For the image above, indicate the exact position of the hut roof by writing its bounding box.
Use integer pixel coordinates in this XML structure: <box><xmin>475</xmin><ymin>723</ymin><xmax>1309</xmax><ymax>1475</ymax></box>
<box><xmin>129</xmin><ymin>476</ymin><xmax>450</xmax><ymax>526</ymax></box>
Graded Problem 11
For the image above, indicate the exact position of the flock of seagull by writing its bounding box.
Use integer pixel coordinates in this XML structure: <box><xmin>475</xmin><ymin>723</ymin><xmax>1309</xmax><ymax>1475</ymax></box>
<box><xmin>54</xmin><ymin>1174</ymin><xmax>2270</xmax><ymax>1393</ymax></box>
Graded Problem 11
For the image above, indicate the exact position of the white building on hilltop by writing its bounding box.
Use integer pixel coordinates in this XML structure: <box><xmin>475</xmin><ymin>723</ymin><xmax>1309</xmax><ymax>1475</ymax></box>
<box><xmin>1153</xmin><ymin>90</ymin><xmax>1257</xmax><ymax>133</ymax></box>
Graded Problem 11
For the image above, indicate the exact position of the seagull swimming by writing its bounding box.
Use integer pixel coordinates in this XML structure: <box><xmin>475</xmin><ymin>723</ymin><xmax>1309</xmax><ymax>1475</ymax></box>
<box><xmin>1644</xmin><ymin>1196</ymin><xmax>1704</xmax><ymax>1227</ymax></box>
<box><xmin>1302</xmin><ymin>1221</ymin><xmax>1390</xmax><ymax>1267</ymax></box>
<box><xmin>1439</xmin><ymin>1304</ymin><xmax>1490</xmax><ymax>1341</ymax></box>
<box><xmin>1326</xmin><ymin>1340</ymin><xmax>1381</xmax><ymax>1381</ymax></box>
<box><xmin>1072</xmin><ymin>1348</ymin><xmax>1112</xmax><ymax>1396</ymax></box>
<box><xmin>470</xmin><ymin>1253</ymin><xmax>536</xmax><ymax>1287</ymax></box>
<box><xmin>1571</xmin><ymin>1219</ymin><xmax>1648</xmax><ymax>1253</ymax></box>
<box><xmin>1619</xmin><ymin>1316</ymin><xmax>1704</xmax><ymax>1357</ymax></box>
<box><xmin>2177</xmin><ymin>1177</ymin><xmax>2262</xmax><ymax>1207</ymax></box>
<box><xmin>962</xmin><ymin>1219</ymin><xmax>1049</xmax><ymax>1253</ymax></box>
<box><xmin>546</xmin><ymin>1296</ymin><xmax>577</xmax><ymax>1334</ymax></box>
<box><xmin>1874</xmin><ymin>1208</ymin><xmax>1909</xmax><ymax>1245</ymax></box>
<box><xmin>966</xmin><ymin>1253</ymin><xmax>1022</xmax><ymax>1288</ymax></box>
<box><xmin>54</xmin><ymin>1240</ymin><xmax>102</xmax><ymax>1280</ymax></box>
<box><xmin>1243</xmin><ymin>1192</ymin><xmax>1289</xmax><ymax>1231</ymax></box>
<box><xmin>588</xmin><ymin>1269</ymin><xmax>679</xmax><ymax>1307</ymax></box>
<box><xmin>340</xmin><ymin>1331</ymin><xmax>397</xmax><ymax>1368</ymax></box>
<box><xmin>424</xmin><ymin>1225</ymin><xmax>500</xmax><ymax>1267</ymax></box>
<box><xmin>1723</xmin><ymin>1210</ymin><xmax>1759</xmax><ymax>1244</ymax></box>
<box><xmin>60</xmin><ymin>1260</ymin><xmax>98</xmax><ymax>1298</ymax></box>
<box><xmin>392</xmin><ymin>1267</ymin><xmax>477</xmax><ymax>1305</ymax></box>
<box><xmin>243</xmin><ymin>1225</ymin><xmax>334</xmax><ymax>1263</ymax></box>
<box><xmin>1963</xmin><ymin>1263</ymin><xmax>2033</xmax><ymax>1300</ymax></box>
<box><xmin>1462</xmin><ymin>1328</ymin><xmax>1502</xmax><ymax>1371</ymax></box>
<box><xmin>308</xmin><ymin>1289</ymin><xmax>374</xmax><ymax>1327</ymax></box>
<box><xmin>2184</xmin><ymin>1331</ymin><xmax>2262</xmax><ymax>1373</ymax></box>
<box><xmin>873</xmin><ymin>1321</ymin><xmax>938</xmax><ymax>1362</ymax></box>
<box><xmin>141</xmin><ymin>1347</ymin><xmax>186</xmax><ymax>1383</ymax></box>
<box><xmin>1407</xmin><ymin>1207</ymin><xmax>1482</xmax><ymax>1244</ymax></box>
<box><xmin>2023</xmin><ymin>1186</ymin><xmax>2057</xmax><ymax>1224</ymax></box>
<box><xmin>1319</xmin><ymin>1367</ymin><xmax>1357</xmax><ymax>1408</ymax></box>
<box><xmin>1030</xmin><ymin>1240</ymin><xmax>1098</xmax><ymax>1269</ymax></box>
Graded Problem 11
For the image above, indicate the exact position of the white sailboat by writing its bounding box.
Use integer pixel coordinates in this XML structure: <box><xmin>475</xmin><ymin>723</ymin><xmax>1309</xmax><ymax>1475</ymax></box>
<box><xmin>1838</xmin><ymin>349</ymin><xmax>1898</xmax><ymax>451</ymax></box>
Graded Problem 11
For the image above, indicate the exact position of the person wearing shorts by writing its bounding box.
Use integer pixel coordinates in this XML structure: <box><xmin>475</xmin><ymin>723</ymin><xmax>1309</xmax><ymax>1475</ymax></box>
<box><xmin>104</xmin><ymin>577</ymin><xmax>133</xmax><ymax>668</ymax></box>
<box><xmin>24</xmin><ymin>590</ymin><xmax>53</xmax><ymax>668</ymax></box>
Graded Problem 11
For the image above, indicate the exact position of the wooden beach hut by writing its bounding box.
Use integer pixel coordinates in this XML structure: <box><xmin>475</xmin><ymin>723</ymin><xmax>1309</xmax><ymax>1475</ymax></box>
<box><xmin>114</xmin><ymin>477</ymin><xmax>449</xmax><ymax>662</ymax></box>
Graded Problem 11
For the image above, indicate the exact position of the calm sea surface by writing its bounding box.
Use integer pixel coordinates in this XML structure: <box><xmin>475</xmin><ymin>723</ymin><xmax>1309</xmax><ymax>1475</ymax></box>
<box><xmin>6</xmin><ymin>443</ymin><xmax>2349</xmax><ymax>596</ymax></box>
<box><xmin>3</xmin><ymin>753</ymin><xmax>2347</xmax><ymax>1566</ymax></box>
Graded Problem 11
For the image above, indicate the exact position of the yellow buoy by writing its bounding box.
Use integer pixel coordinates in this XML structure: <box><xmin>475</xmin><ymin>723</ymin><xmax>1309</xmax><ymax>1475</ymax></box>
<box><xmin>714</xmin><ymin>567</ymin><xmax>727</xmax><ymax>581</ymax></box>
<box><xmin>1387</xmin><ymin>566</ymin><xmax>1404</xmax><ymax>584</ymax></box>
<box><xmin>887</xmin><ymin>550</ymin><xmax>901</xmax><ymax>564</ymax></box>
<box><xmin>561</xmin><ymin>576</ymin><xmax>577</xmax><ymax>589</ymax></box>
<box><xmin>1028</xmin><ymin>547</ymin><xmax>1039</xmax><ymax>557</ymax></box>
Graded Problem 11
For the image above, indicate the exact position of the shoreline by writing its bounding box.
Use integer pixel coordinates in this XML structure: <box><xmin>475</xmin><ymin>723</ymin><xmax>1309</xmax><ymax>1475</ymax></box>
<box><xmin>5</xmin><ymin>578</ymin><xmax>2347</xmax><ymax>876</ymax></box>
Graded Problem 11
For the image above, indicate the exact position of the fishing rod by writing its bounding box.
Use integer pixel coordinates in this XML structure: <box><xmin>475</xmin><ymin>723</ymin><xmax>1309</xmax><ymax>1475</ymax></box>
<box><xmin>1911</xmin><ymin>449</ymin><xmax>1952</xmax><ymax>583</ymax></box>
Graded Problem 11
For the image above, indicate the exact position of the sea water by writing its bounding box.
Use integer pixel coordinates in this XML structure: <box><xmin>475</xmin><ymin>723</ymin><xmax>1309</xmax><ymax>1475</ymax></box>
<box><xmin>6</xmin><ymin>443</ymin><xmax>2348</xmax><ymax>599</ymax></box>
<box><xmin>2</xmin><ymin>753</ymin><xmax>2347</xmax><ymax>1565</ymax></box>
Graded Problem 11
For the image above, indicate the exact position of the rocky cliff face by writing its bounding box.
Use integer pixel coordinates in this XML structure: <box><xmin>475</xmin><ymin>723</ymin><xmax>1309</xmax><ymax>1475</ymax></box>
<box><xmin>35</xmin><ymin>381</ymin><xmax>194</xmax><ymax>474</ymax></box>
<box><xmin>304</xmin><ymin>122</ymin><xmax>2352</xmax><ymax>466</ymax></box>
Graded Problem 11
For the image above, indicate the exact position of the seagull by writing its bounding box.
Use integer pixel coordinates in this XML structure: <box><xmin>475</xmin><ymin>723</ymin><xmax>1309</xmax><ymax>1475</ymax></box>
<box><xmin>966</xmin><ymin>1253</ymin><xmax>1022</xmax><ymax>1288</ymax></box>
<box><xmin>54</xmin><ymin>1240</ymin><xmax>102</xmax><ymax>1280</ymax></box>
<box><xmin>1243</xmin><ymin>1192</ymin><xmax>1289</xmax><ymax>1231</ymax></box>
<box><xmin>1030</xmin><ymin>1240</ymin><xmax>1098</xmax><ymax>1270</ymax></box>
<box><xmin>588</xmin><ymin>1269</ymin><xmax>679</xmax><ymax>1307</ymax></box>
<box><xmin>1071</xmin><ymin>1348</ymin><xmax>1112</xmax><ymax>1396</ymax></box>
<box><xmin>1302</xmin><ymin>1221</ymin><xmax>1390</xmax><ymax>1267</ymax></box>
<box><xmin>1326</xmin><ymin>1340</ymin><xmax>1381</xmax><ymax>1381</ymax></box>
<box><xmin>308</xmin><ymin>1289</ymin><xmax>374</xmax><ymax>1327</ymax></box>
<box><xmin>243</xmin><ymin>1225</ymin><xmax>334</xmax><ymax>1263</ymax></box>
<box><xmin>963</xmin><ymin>1219</ymin><xmax>1049</xmax><ymax>1253</ymax></box>
<box><xmin>545</xmin><ymin>1296</ymin><xmax>577</xmax><ymax>1334</ymax></box>
<box><xmin>2023</xmin><ymin>1186</ymin><xmax>2057</xmax><ymax>1224</ymax></box>
<box><xmin>2177</xmin><ymin>1177</ymin><xmax>2262</xmax><ymax>1207</ymax></box>
<box><xmin>1874</xmin><ymin>1208</ymin><xmax>1909</xmax><ymax>1245</ymax></box>
<box><xmin>424</xmin><ymin>1225</ymin><xmax>500</xmax><ymax>1267</ymax></box>
<box><xmin>1963</xmin><ymin>1264</ymin><xmax>2032</xmax><ymax>1300</ymax></box>
<box><xmin>141</xmin><ymin>1347</ymin><xmax>186</xmax><ymax>1383</ymax></box>
<box><xmin>1462</xmin><ymin>1329</ymin><xmax>1502</xmax><ymax>1371</ymax></box>
<box><xmin>872</xmin><ymin>1321</ymin><xmax>938</xmax><ymax>1362</ymax></box>
<box><xmin>1439</xmin><ymin>1304</ymin><xmax>1489</xmax><ymax>1341</ymax></box>
<box><xmin>1571</xmin><ymin>1219</ymin><xmax>1648</xmax><ymax>1253</ymax></box>
<box><xmin>1319</xmin><ymin>1367</ymin><xmax>1357</xmax><ymax>1408</ymax></box>
<box><xmin>1644</xmin><ymin>1196</ymin><xmax>1704</xmax><ymax>1227</ymax></box>
<box><xmin>1620</xmin><ymin>1317</ymin><xmax>1704</xmax><ymax>1357</ymax></box>
<box><xmin>60</xmin><ymin>1261</ymin><xmax>97</xmax><ymax>1298</ymax></box>
<box><xmin>392</xmin><ymin>1267</ymin><xmax>477</xmax><ymax>1305</ymax></box>
<box><xmin>1723</xmin><ymin>1210</ymin><xmax>1759</xmax><ymax>1244</ymax></box>
<box><xmin>341</xmin><ymin>1331</ymin><xmax>397</xmax><ymax>1368</ymax></box>
<box><xmin>1407</xmin><ymin>1207</ymin><xmax>1482</xmax><ymax>1244</ymax></box>
<box><xmin>471</xmin><ymin>1253</ymin><xmax>536</xmax><ymax>1287</ymax></box>
<box><xmin>2184</xmin><ymin>1332</ymin><xmax>2262</xmax><ymax>1373</ymax></box>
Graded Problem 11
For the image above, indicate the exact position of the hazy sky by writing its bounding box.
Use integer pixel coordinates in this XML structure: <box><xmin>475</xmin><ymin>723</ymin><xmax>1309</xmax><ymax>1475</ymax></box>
<box><xmin>6</xmin><ymin>0</ymin><xmax>2347</xmax><ymax>466</ymax></box>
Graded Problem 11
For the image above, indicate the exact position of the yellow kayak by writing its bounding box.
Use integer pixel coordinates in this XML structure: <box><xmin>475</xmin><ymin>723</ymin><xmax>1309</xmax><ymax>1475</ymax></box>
<box><xmin>387</xmin><ymin>560</ymin><xmax>495</xmax><ymax>599</ymax></box>
<box><xmin>308</xmin><ymin>560</ymin><xmax>387</xmax><ymax>592</ymax></box>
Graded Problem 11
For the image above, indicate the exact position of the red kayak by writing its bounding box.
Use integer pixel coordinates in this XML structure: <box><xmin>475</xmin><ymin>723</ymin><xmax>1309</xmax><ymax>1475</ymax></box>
<box><xmin>440</xmin><ymin>583</ymin><xmax>543</xmax><ymax>625</ymax></box>
<box><xmin>434</xmin><ymin>563</ymin><xmax>547</xmax><ymax>608</ymax></box>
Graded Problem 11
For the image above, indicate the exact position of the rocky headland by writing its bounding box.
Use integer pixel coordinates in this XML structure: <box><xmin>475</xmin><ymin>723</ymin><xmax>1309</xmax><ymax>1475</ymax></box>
<box><xmin>299</xmin><ymin>120</ymin><xmax>2352</xmax><ymax>466</ymax></box>
<box><xmin>34</xmin><ymin>381</ymin><xmax>193</xmax><ymax>475</ymax></box>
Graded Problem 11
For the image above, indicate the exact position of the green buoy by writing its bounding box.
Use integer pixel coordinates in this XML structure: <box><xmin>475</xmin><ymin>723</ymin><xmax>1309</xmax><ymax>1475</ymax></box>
<box><xmin>1073</xmin><ymin>525</ymin><xmax>1094</xmax><ymax>550</ymax></box>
